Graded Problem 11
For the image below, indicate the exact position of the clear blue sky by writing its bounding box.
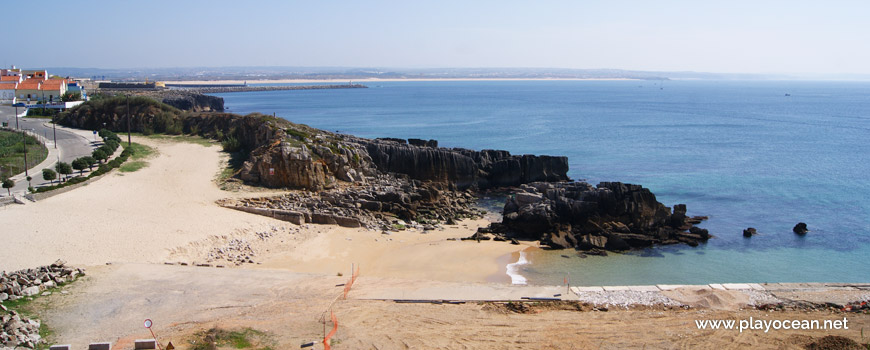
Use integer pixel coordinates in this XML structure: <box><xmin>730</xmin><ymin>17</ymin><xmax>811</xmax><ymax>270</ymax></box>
<box><xmin>6</xmin><ymin>0</ymin><xmax>870</xmax><ymax>75</ymax></box>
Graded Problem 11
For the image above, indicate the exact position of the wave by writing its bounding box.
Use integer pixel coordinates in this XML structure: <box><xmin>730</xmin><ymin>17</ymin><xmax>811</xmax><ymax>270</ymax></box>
<box><xmin>506</xmin><ymin>249</ymin><xmax>530</xmax><ymax>285</ymax></box>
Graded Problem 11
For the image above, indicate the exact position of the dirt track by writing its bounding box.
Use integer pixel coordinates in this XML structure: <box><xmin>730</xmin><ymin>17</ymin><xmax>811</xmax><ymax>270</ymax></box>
<box><xmin>34</xmin><ymin>263</ymin><xmax>870</xmax><ymax>350</ymax></box>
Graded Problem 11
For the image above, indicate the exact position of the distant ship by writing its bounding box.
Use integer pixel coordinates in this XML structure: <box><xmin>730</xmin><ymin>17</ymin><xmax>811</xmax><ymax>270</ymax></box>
<box><xmin>785</xmin><ymin>93</ymin><xmax>791</xmax><ymax>96</ymax></box>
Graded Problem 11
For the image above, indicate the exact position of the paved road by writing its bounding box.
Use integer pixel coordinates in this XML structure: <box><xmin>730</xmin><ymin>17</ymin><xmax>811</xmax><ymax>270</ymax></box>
<box><xmin>0</xmin><ymin>105</ymin><xmax>98</xmax><ymax>195</ymax></box>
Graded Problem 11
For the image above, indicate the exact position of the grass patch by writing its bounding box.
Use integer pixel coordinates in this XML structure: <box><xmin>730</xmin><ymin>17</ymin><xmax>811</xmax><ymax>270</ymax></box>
<box><xmin>190</xmin><ymin>328</ymin><xmax>273</xmax><ymax>350</ymax></box>
<box><xmin>119</xmin><ymin>161</ymin><xmax>147</xmax><ymax>172</ymax></box>
<box><xmin>126</xmin><ymin>142</ymin><xmax>156</xmax><ymax>160</ymax></box>
<box><xmin>23</xmin><ymin>115</ymin><xmax>54</xmax><ymax>119</ymax></box>
<box><xmin>117</xmin><ymin>143</ymin><xmax>155</xmax><ymax>173</ymax></box>
<box><xmin>0</xmin><ymin>130</ymin><xmax>48</xmax><ymax>179</ymax></box>
<box><xmin>132</xmin><ymin>132</ymin><xmax>215</xmax><ymax>147</ymax></box>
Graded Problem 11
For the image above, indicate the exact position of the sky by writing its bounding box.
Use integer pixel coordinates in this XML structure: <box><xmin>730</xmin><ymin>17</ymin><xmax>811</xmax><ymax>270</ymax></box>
<box><xmin>6</xmin><ymin>0</ymin><xmax>870</xmax><ymax>75</ymax></box>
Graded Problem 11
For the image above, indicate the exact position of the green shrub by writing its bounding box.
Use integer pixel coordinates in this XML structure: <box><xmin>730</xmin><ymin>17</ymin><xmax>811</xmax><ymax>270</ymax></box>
<box><xmin>92</xmin><ymin>149</ymin><xmax>108</xmax><ymax>163</ymax></box>
<box><xmin>72</xmin><ymin>157</ymin><xmax>89</xmax><ymax>175</ymax></box>
<box><xmin>82</xmin><ymin>156</ymin><xmax>96</xmax><ymax>170</ymax></box>
<box><xmin>42</xmin><ymin>168</ymin><xmax>57</xmax><ymax>183</ymax></box>
<box><xmin>98</xmin><ymin>145</ymin><xmax>114</xmax><ymax>157</ymax></box>
<box><xmin>286</xmin><ymin>128</ymin><xmax>309</xmax><ymax>140</ymax></box>
<box><xmin>55</xmin><ymin>162</ymin><xmax>73</xmax><ymax>179</ymax></box>
<box><xmin>222</xmin><ymin>136</ymin><xmax>241</xmax><ymax>152</ymax></box>
<box><xmin>106</xmin><ymin>140</ymin><xmax>119</xmax><ymax>152</ymax></box>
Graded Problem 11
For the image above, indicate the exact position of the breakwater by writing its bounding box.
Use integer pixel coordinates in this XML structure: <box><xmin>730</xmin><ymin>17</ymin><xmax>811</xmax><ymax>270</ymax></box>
<box><xmin>174</xmin><ymin>84</ymin><xmax>368</xmax><ymax>94</ymax></box>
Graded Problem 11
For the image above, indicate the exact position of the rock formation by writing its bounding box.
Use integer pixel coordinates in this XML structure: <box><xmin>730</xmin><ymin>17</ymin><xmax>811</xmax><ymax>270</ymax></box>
<box><xmin>793</xmin><ymin>222</ymin><xmax>808</xmax><ymax>234</ymax></box>
<box><xmin>160</xmin><ymin>92</ymin><xmax>224</xmax><ymax>112</ymax></box>
<box><xmin>1</xmin><ymin>260</ymin><xmax>85</xmax><ymax>349</ymax></box>
<box><xmin>57</xmin><ymin>97</ymin><xmax>713</xmax><ymax>251</ymax></box>
<box><xmin>219</xmin><ymin>176</ymin><xmax>482</xmax><ymax>229</ymax></box>
<box><xmin>483</xmin><ymin>181</ymin><xmax>710</xmax><ymax>250</ymax></box>
<box><xmin>361</xmin><ymin>138</ymin><xmax>569</xmax><ymax>190</ymax></box>
<box><xmin>743</xmin><ymin>227</ymin><xmax>757</xmax><ymax>237</ymax></box>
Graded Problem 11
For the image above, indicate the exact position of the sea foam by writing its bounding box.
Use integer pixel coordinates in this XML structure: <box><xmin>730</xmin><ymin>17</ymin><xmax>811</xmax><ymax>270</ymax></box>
<box><xmin>506</xmin><ymin>250</ymin><xmax>530</xmax><ymax>285</ymax></box>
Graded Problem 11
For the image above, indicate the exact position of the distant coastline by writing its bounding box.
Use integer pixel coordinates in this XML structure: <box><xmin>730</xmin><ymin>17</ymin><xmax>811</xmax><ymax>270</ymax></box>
<box><xmin>163</xmin><ymin>77</ymin><xmax>641</xmax><ymax>85</ymax></box>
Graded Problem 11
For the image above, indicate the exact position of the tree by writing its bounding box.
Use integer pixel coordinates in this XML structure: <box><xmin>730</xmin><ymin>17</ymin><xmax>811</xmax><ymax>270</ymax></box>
<box><xmin>92</xmin><ymin>149</ymin><xmax>108</xmax><ymax>163</ymax></box>
<box><xmin>61</xmin><ymin>91</ymin><xmax>82</xmax><ymax>102</ymax></box>
<box><xmin>55</xmin><ymin>162</ymin><xmax>73</xmax><ymax>181</ymax></box>
<box><xmin>26</xmin><ymin>175</ymin><xmax>32</xmax><ymax>187</ymax></box>
<box><xmin>43</xmin><ymin>168</ymin><xmax>57</xmax><ymax>184</ymax></box>
<box><xmin>72</xmin><ymin>158</ymin><xmax>89</xmax><ymax>175</ymax></box>
<box><xmin>98</xmin><ymin>144</ymin><xmax>114</xmax><ymax>157</ymax></box>
<box><xmin>82</xmin><ymin>156</ymin><xmax>97</xmax><ymax>170</ymax></box>
<box><xmin>2</xmin><ymin>178</ymin><xmax>13</xmax><ymax>195</ymax></box>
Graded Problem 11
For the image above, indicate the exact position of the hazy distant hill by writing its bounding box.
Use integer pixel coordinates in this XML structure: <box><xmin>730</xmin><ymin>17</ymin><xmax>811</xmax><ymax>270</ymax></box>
<box><xmin>46</xmin><ymin>66</ymin><xmax>858</xmax><ymax>81</ymax></box>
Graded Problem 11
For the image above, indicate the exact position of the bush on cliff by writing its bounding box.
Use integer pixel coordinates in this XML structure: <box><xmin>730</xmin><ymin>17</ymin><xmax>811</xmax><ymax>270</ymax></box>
<box><xmin>57</xmin><ymin>96</ymin><xmax>185</xmax><ymax>133</ymax></box>
<box><xmin>221</xmin><ymin>136</ymin><xmax>241</xmax><ymax>152</ymax></box>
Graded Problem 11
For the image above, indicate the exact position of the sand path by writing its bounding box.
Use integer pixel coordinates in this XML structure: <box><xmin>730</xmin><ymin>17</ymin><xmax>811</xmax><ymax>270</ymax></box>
<box><xmin>0</xmin><ymin>138</ymin><xmax>289</xmax><ymax>271</ymax></box>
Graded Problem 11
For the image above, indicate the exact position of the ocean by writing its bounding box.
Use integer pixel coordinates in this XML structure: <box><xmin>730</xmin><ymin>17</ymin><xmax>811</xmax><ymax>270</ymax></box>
<box><xmin>212</xmin><ymin>80</ymin><xmax>870</xmax><ymax>286</ymax></box>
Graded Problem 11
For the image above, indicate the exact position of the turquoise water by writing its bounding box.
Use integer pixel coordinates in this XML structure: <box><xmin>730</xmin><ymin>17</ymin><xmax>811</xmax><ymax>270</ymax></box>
<box><xmin>213</xmin><ymin>80</ymin><xmax>870</xmax><ymax>285</ymax></box>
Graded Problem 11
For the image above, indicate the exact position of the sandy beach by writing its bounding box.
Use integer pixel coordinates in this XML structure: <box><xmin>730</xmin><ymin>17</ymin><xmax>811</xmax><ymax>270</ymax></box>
<box><xmin>0</xmin><ymin>136</ymin><xmax>524</xmax><ymax>282</ymax></box>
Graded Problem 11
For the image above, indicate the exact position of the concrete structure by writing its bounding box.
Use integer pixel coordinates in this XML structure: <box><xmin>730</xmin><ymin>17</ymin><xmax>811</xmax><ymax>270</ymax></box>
<box><xmin>22</xmin><ymin>69</ymin><xmax>47</xmax><ymax>80</ymax></box>
<box><xmin>1</xmin><ymin>67</ymin><xmax>85</xmax><ymax>104</ymax></box>
<box><xmin>87</xmin><ymin>342</ymin><xmax>112</xmax><ymax>350</ymax></box>
<box><xmin>0</xmin><ymin>83</ymin><xmax>16</xmax><ymax>103</ymax></box>
<box><xmin>65</xmin><ymin>80</ymin><xmax>88</xmax><ymax>100</ymax></box>
<box><xmin>40</xmin><ymin>78</ymin><xmax>68</xmax><ymax>102</ymax></box>
<box><xmin>15</xmin><ymin>79</ymin><xmax>43</xmax><ymax>102</ymax></box>
<box><xmin>0</xmin><ymin>67</ymin><xmax>22</xmax><ymax>77</ymax></box>
<box><xmin>134</xmin><ymin>339</ymin><xmax>157</xmax><ymax>349</ymax></box>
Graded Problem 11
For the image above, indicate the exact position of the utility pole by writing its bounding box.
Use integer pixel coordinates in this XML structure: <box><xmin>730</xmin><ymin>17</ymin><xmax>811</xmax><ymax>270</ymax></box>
<box><xmin>126</xmin><ymin>94</ymin><xmax>131</xmax><ymax>146</ymax></box>
<box><xmin>22</xmin><ymin>130</ymin><xmax>28</xmax><ymax>178</ymax></box>
<box><xmin>52</xmin><ymin>117</ymin><xmax>57</xmax><ymax>149</ymax></box>
<box><xmin>14</xmin><ymin>105</ymin><xmax>18</xmax><ymax>130</ymax></box>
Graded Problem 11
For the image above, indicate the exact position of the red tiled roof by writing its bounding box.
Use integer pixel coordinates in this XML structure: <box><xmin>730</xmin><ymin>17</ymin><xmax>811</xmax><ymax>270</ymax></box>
<box><xmin>0</xmin><ymin>84</ymin><xmax>16</xmax><ymax>90</ymax></box>
<box><xmin>16</xmin><ymin>81</ymin><xmax>41</xmax><ymax>89</ymax></box>
<box><xmin>0</xmin><ymin>76</ymin><xmax>19</xmax><ymax>81</ymax></box>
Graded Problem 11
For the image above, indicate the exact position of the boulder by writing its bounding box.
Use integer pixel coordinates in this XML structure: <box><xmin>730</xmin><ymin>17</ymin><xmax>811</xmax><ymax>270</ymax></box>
<box><xmin>20</xmin><ymin>286</ymin><xmax>39</xmax><ymax>297</ymax></box>
<box><xmin>743</xmin><ymin>227</ymin><xmax>757</xmax><ymax>237</ymax></box>
<box><xmin>793</xmin><ymin>222</ymin><xmax>808</xmax><ymax>234</ymax></box>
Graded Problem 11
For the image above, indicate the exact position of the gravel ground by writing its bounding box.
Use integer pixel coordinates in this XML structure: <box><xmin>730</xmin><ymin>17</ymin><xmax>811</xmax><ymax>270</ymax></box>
<box><xmin>745</xmin><ymin>290</ymin><xmax>784</xmax><ymax>305</ymax></box>
<box><xmin>575</xmin><ymin>291</ymin><xmax>682</xmax><ymax>307</ymax></box>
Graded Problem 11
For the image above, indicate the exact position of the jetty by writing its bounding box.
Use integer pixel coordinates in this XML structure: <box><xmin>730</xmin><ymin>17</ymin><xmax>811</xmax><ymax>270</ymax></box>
<box><xmin>168</xmin><ymin>84</ymin><xmax>368</xmax><ymax>93</ymax></box>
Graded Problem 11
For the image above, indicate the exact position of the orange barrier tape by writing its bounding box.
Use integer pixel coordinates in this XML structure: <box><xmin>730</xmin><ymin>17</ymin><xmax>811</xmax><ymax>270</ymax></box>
<box><xmin>323</xmin><ymin>311</ymin><xmax>338</xmax><ymax>350</ymax></box>
<box><xmin>342</xmin><ymin>266</ymin><xmax>361</xmax><ymax>300</ymax></box>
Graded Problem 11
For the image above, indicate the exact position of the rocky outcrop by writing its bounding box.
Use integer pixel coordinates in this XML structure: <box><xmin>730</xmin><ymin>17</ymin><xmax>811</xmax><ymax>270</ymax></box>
<box><xmin>219</xmin><ymin>176</ymin><xmax>482</xmax><ymax>230</ymax></box>
<box><xmin>360</xmin><ymin>138</ymin><xmax>569</xmax><ymax>190</ymax></box>
<box><xmin>793</xmin><ymin>222</ymin><xmax>808</xmax><ymax>234</ymax></box>
<box><xmin>1</xmin><ymin>260</ymin><xmax>85</xmax><ymax>349</ymax></box>
<box><xmin>161</xmin><ymin>92</ymin><xmax>224</xmax><ymax>112</ymax></box>
<box><xmin>485</xmin><ymin>181</ymin><xmax>709</xmax><ymax>250</ymax></box>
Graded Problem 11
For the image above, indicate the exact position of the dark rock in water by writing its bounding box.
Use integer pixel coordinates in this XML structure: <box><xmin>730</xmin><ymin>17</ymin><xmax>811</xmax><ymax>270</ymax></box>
<box><xmin>490</xmin><ymin>181</ymin><xmax>709</xmax><ymax>251</ymax></box>
<box><xmin>793</xmin><ymin>222</ymin><xmax>808</xmax><ymax>234</ymax></box>
<box><xmin>743</xmin><ymin>227</ymin><xmax>757</xmax><ymax>237</ymax></box>
<box><xmin>689</xmin><ymin>226</ymin><xmax>710</xmax><ymax>240</ymax></box>
<box><xmin>407</xmin><ymin>138</ymin><xmax>438</xmax><ymax>148</ymax></box>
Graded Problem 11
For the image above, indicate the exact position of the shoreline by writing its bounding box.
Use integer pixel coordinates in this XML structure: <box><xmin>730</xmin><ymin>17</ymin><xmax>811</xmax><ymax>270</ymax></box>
<box><xmin>162</xmin><ymin>77</ymin><xmax>640</xmax><ymax>85</ymax></box>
